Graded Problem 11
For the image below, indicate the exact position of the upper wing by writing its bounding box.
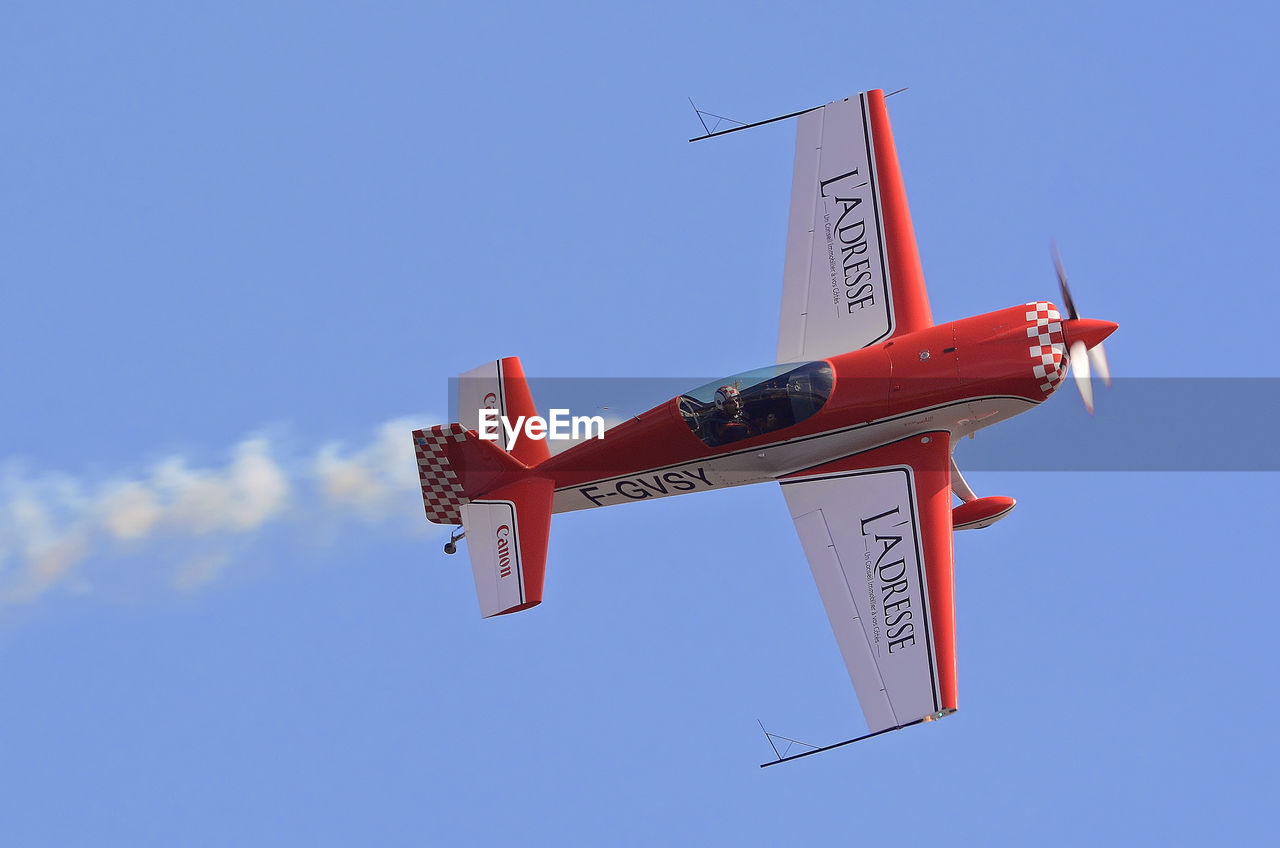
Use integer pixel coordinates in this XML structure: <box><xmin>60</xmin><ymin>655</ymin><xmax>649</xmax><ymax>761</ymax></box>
<box><xmin>777</xmin><ymin>90</ymin><xmax>932</xmax><ymax>363</ymax></box>
<box><xmin>780</xmin><ymin>434</ymin><xmax>957</xmax><ymax>732</ymax></box>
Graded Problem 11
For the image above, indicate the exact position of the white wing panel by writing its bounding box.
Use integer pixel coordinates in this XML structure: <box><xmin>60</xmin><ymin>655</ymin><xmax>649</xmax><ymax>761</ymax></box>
<box><xmin>791</xmin><ymin>510</ymin><xmax>896</xmax><ymax>731</ymax></box>
<box><xmin>782</xmin><ymin>466</ymin><xmax>940</xmax><ymax>730</ymax></box>
<box><xmin>777</xmin><ymin>94</ymin><xmax>894</xmax><ymax>363</ymax></box>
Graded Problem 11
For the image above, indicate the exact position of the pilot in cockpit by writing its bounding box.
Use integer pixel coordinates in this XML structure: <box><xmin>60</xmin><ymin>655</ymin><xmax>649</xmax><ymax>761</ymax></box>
<box><xmin>705</xmin><ymin>385</ymin><xmax>753</xmax><ymax>445</ymax></box>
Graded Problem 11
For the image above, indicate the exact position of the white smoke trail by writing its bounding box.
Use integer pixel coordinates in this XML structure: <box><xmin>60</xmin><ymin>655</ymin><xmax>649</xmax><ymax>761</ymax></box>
<box><xmin>0</xmin><ymin>416</ymin><xmax>437</xmax><ymax>605</ymax></box>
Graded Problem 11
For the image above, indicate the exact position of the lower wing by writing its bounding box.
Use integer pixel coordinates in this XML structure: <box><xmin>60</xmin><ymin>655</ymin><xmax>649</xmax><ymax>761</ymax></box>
<box><xmin>780</xmin><ymin>433</ymin><xmax>958</xmax><ymax>734</ymax></box>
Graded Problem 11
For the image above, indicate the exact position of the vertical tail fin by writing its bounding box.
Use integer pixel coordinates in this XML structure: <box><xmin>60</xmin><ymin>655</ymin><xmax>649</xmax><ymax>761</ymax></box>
<box><xmin>412</xmin><ymin>424</ymin><xmax>526</xmax><ymax>525</ymax></box>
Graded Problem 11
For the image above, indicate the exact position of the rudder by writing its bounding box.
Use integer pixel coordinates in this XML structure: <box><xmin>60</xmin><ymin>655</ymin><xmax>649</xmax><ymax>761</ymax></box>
<box><xmin>412</xmin><ymin>424</ymin><xmax>527</xmax><ymax>525</ymax></box>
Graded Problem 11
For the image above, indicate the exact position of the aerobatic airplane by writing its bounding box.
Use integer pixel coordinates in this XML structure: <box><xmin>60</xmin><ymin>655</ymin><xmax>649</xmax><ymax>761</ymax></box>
<box><xmin>412</xmin><ymin>89</ymin><xmax>1117</xmax><ymax>764</ymax></box>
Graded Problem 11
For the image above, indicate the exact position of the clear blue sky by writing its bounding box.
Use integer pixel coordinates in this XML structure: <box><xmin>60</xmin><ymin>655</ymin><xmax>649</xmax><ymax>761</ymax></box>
<box><xmin>3</xmin><ymin>1</ymin><xmax>1278</xmax><ymax>844</ymax></box>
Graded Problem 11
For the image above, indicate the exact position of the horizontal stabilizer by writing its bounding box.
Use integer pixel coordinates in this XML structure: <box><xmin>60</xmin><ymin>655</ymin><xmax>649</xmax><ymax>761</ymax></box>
<box><xmin>461</xmin><ymin>476</ymin><xmax>553</xmax><ymax>617</ymax></box>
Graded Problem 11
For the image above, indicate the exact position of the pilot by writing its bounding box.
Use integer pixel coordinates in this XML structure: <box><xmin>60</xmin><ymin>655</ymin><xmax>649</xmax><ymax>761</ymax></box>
<box><xmin>705</xmin><ymin>385</ymin><xmax>752</xmax><ymax>445</ymax></box>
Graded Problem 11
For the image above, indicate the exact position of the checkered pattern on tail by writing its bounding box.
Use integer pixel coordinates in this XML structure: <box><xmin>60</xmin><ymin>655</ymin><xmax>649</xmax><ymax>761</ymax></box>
<box><xmin>413</xmin><ymin>424</ymin><xmax>470</xmax><ymax>525</ymax></box>
<box><xmin>1025</xmin><ymin>301</ymin><xmax>1068</xmax><ymax>395</ymax></box>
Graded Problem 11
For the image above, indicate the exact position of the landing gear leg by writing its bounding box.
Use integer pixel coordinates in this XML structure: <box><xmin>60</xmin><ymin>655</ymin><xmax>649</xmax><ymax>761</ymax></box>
<box><xmin>444</xmin><ymin>527</ymin><xmax>465</xmax><ymax>555</ymax></box>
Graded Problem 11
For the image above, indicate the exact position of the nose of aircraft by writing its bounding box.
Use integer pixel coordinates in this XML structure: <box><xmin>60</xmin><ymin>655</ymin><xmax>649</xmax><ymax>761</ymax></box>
<box><xmin>1062</xmin><ymin>318</ymin><xmax>1118</xmax><ymax>351</ymax></box>
<box><xmin>1060</xmin><ymin>318</ymin><xmax>1118</xmax><ymax>415</ymax></box>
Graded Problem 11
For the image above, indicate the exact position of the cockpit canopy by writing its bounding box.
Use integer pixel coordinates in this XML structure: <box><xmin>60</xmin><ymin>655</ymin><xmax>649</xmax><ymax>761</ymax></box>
<box><xmin>679</xmin><ymin>361</ymin><xmax>835</xmax><ymax>447</ymax></box>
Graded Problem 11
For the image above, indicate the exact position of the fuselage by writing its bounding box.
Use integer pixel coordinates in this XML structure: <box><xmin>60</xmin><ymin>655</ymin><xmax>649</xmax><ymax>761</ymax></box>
<box><xmin>541</xmin><ymin>302</ymin><xmax>1070</xmax><ymax>514</ymax></box>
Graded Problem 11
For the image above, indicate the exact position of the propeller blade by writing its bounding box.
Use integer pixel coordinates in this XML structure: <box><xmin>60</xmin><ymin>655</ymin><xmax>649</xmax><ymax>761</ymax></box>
<box><xmin>1088</xmin><ymin>342</ymin><xmax>1111</xmax><ymax>388</ymax></box>
<box><xmin>1053</xmin><ymin>241</ymin><xmax>1113</xmax><ymax>409</ymax></box>
<box><xmin>1051</xmin><ymin>239</ymin><xmax>1079</xmax><ymax>320</ymax></box>
<box><xmin>1070</xmin><ymin>339</ymin><xmax>1093</xmax><ymax>414</ymax></box>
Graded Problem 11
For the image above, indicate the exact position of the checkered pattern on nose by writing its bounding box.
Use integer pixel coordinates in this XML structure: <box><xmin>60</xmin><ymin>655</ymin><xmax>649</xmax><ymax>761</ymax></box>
<box><xmin>412</xmin><ymin>424</ymin><xmax>470</xmax><ymax>525</ymax></box>
<box><xmin>1025</xmin><ymin>302</ymin><xmax>1068</xmax><ymax>395</ymax></box>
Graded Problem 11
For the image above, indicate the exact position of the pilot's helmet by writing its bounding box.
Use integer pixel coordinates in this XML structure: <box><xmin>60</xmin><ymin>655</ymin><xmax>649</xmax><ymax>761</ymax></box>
<box><xmin>714</xmin><ymin>385</ymin><xmax>741</xmax><ymax>413</ymax></box>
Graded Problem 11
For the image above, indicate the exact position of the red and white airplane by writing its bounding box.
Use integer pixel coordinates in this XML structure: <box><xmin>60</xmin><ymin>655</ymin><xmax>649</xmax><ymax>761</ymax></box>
<box><xmin>412</xmin><ymin>89</ymin><xmax>1116</xmax><ymax>763</ymax></box>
